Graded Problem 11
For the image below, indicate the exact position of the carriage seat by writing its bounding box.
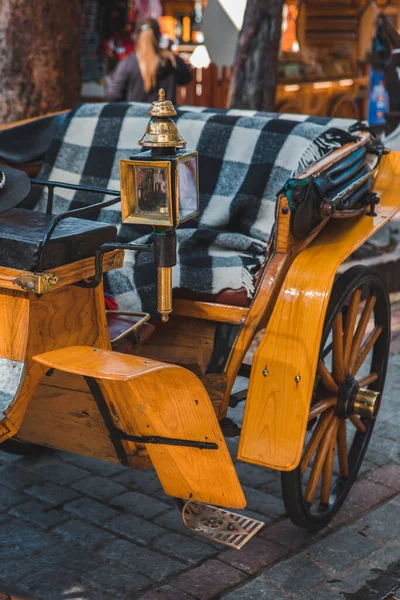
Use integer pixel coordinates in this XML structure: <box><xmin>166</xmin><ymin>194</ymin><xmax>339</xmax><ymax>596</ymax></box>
<box><xmin>0</xmin><ymin>208</ymin><xmax>117</xmax><ymax>271</ymax></box>
<box><xmin>0</xmin><ymin>113</ymin><xmax>68</xmax><ymax>165</ymax></box>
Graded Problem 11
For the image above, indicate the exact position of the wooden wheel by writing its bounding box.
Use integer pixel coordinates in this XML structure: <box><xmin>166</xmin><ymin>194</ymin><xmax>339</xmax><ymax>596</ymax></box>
<box><xmin>281</xmin><ymin>266</ymin><xmax>390</xmax><ymax>531</ymax></box>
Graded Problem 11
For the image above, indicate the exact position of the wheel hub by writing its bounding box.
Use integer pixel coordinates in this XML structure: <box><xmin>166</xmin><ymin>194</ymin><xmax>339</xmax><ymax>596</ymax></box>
<box><xmin>337</xmin><ymin>376</ymin><xmax>380</xmax><ymax>419</ymax></box>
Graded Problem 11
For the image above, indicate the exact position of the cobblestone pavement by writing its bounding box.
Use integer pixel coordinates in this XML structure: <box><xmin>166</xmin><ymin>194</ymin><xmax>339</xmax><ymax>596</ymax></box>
<box><xmin>1</xmin><ymin>304</ymin><xmax>400</xmax><ymax>600</ymax></box>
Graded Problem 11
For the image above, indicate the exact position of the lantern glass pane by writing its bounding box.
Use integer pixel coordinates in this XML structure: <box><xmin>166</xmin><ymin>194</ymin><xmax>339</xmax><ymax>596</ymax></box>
<box><xmin>178</xmin><ymin>155</ymin><xmax>198</xmax><ymax>220</ymax></box>
<box><xmin>135</xmin><ymin>165</ymin><xmax>171</xmax><ymax>217</ymax></box>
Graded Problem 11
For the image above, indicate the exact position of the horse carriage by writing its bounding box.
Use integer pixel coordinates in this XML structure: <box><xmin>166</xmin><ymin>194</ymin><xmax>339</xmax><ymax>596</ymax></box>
<box><xmin>0</xmin><ymin>81</ymin><xmax>399</xmax><ymax>553</ymax></box>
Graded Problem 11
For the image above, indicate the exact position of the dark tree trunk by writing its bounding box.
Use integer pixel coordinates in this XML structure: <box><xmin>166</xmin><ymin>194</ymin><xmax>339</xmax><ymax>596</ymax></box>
<box><xmin>229</xmin><ymin>0</ymin><xmax>285</xmax><ymax>111</ymax></box>
<box><xmin>0</xmin><ymin>0</ymin><xmax>81</xmax><ymax>124</ymax></box>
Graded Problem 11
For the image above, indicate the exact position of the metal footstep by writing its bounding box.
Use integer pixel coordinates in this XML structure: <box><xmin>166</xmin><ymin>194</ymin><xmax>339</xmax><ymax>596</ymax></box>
<box><xmin>182</xmin><ymin>501</ymin><xmax>265</xmax><ymax>550</ymax></box>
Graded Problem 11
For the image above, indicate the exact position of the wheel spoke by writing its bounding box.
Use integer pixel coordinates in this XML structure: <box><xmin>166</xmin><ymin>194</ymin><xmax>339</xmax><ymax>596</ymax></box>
<box><xmin>308</xmin><ymin>397</ymin><xmax>337</xmax><ymax>421</ymax></box>
<box><xmin>318</xmin><ymin>360</ymin><xmax>338</xmax><ymax>394</ymax></box>
<box><xmin>351</xmin><ymin>326</ymin><xmax>383</xmax><ymax>376</ymax></box>
<box><xmin>337</xmin><ymin>419</ymin><xmax>349</xmax><ymax>478</ymax></box>
<box><xmin>332</xmin><ymin>313</ymin><xmax>345</xmax><ymax>383</ymax></box>
<box><xmin>350</xmin><ymin>415</ymin><xmax>367</xmax><ymax>433</ymax></box>
<box><xmin>321</xmin><ymin>419</ymin><xmax>338</xmax><ymax>505</ymax></box>
<box><xmin>343</xmin><ymin>289</ymin><xmax>362</xmax><ymax>371</ymax></box>
<box><xmin>301</xmin><ymin>409</ymin><xmax>334</xmax><ymax>474</ymax></box>
<box><xmin>348</xmin><ymin>296</ymin><xmax>376</xmax><ymax>374</ymax></box>
<box><xmin>357</xmin><ymin>372</ymin><xmax>378</xmax><ymax>387</ymax></box>
<box><xmin>304</xmin><ymin>416</ymin><xmax>338</xmax><ymax>503</ymax></box>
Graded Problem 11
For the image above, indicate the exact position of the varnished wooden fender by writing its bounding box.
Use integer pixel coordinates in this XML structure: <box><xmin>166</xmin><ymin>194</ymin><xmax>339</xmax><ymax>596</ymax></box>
<box><xmin>238</xmin><ymin>150</ymin><xmax>400</xmax><ymax>471</ymax></box>
<box><xmin>33</xmin><ymin>346</ymin><xmax>246</xmax><ymax>509</ymax></box>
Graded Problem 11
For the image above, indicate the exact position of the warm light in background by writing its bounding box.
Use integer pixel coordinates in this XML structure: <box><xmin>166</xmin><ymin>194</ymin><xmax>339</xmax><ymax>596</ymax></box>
<box><xmin>339</xmin><ymin>79</ymin><xmax>354</xmax><ymax>87</ymax></box>
<box><xmin>313</xmin><ymin>81</ymin><xmax>333</xmax><ymax>89</ymax></box>
<box><xmin>217</xmin><ymin>0</ymin><xmax>247</xmax><ymax>31</ymax></box>
<box><xmin>284</xmin><ymin>84</ymin><xmax>300</xmax><ymax>92</ymax></box>
<box><xmin>281</xmin><ymin>3</ymin><xmax>300</xmax><ymax>53</ymax></box>
<box><xmin>189</xmin><ymin>45</ymin><xmax>212</xmax><ymax>69</ymax></box>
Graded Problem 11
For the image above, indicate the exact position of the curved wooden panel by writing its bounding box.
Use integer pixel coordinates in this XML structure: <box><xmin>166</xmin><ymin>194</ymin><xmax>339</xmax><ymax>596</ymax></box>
<box><xmin>33</xmin><ymin>345</ymin><xmax>246</xmax><ymax>508</ymax></box>
<box><xmin>238</xmin><ymin>150</ymin><xmax>400</xmax><ymax>471</ymax></box>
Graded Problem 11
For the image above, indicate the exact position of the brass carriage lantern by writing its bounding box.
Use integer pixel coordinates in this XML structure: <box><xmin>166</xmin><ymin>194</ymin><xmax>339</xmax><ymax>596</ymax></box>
<box><xmin>120</xmin><ymin>89</ymin><xmax>200</xmax><ymax>321</ymax></box>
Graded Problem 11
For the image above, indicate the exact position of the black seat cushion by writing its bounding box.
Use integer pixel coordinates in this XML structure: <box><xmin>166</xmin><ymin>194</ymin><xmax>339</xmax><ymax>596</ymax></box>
<box><xmin>0</xmin><ymin>208</ymin><xmax>117</xmax><ymax>271</ymax></box>
<box><xmin>0</xmin><ymin>113</ymin><xmax>68</xmax><ymax>164</ymax></box>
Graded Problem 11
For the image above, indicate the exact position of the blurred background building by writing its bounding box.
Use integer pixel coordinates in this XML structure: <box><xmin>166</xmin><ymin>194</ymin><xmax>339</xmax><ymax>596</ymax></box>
<box><xmin>80</xmin><ymin>0</ymin><xmax>400</xmax><ymax>119</ymax></box>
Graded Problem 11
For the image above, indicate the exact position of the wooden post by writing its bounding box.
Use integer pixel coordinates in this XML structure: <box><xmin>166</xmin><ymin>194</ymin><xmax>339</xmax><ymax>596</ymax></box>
<box><xmin>229</xmin><ymin>0</ymin><xmax>285</xmax><ymax>111</ymax></box>
<box><xmin>0</xmin><ymin>0</ymin><xmax>81</xmax><ymax>124</ymax></box>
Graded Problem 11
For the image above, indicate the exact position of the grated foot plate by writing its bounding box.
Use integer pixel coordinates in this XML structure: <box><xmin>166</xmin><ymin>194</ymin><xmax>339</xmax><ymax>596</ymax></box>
<box><xmin>182</xmin><ymin>500</ymin><xmax>265</xmax><ymax>550</ymax></box>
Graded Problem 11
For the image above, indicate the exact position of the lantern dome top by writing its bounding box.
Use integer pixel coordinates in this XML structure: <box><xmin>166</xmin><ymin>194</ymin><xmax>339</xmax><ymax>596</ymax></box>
<box><xmin>138</xmin><ymin>88</ymin><xmax>186</xmax><ymax>148</ymax></box>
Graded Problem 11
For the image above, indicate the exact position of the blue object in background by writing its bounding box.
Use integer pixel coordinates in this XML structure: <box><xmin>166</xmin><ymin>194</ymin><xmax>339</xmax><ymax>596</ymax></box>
<box><xmin>368</xmin><ymin>69</ymin><xmax>389</xmax><ymax>126</ymax></box>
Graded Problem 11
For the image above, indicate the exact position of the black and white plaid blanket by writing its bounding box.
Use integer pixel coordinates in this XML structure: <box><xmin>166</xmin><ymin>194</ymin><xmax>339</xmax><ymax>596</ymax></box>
<box><xmin>36</xmin><ymin>103</ymin><xmax>356</xmax><ymax>313</ymax></box>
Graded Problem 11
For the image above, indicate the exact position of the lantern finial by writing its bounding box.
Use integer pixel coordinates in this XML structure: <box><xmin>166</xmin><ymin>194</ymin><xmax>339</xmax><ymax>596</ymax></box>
<box><xmin>138</xmin><ymin>88</ymin><xmax>186</xmax><ymax>148</ymax></box>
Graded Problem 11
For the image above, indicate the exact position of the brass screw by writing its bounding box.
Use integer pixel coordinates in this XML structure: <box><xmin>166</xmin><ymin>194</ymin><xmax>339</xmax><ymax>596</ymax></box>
<box><xmin>263</xmin><ymin>367</ymin><xmax>269</xmax><ymax>377</ymax></box>
<box><xmin>295</xmin><ymin>375</ymin><xmax>301</xmax><ymax>383</ymax></box>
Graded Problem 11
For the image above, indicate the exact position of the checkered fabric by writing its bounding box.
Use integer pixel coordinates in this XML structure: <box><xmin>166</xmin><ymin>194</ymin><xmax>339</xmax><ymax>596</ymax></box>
<box><xmin>36</xmin><ymin>103</ymin><xmax>356</xmax><ymax>313</ymax></box>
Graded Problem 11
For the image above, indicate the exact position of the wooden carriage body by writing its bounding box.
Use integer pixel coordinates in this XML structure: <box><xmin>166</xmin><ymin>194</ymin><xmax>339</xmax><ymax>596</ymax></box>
<box><xmin>0</xmin><ymin>106</ymin><xmax>399</xmax><ymax>538</ymax></box>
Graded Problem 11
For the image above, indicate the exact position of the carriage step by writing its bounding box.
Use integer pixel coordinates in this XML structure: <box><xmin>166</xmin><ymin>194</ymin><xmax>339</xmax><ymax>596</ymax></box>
<box><xmin>182</xmin><ymin>501</ymin><xmax>265</xmax><ymax>550</ymax></box>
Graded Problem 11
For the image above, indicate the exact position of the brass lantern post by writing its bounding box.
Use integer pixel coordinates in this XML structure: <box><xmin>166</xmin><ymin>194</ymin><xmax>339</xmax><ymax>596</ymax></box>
<box><xmin>120</xmin><ymin>89</ymin><xmax>200</xmax><ymax>321</ymax></box>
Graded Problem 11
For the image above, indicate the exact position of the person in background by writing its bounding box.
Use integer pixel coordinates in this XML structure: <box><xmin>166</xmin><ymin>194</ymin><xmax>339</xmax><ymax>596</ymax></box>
<box><xmin>106</xmin><ymin>18</ymin><xmax>192</xmax><ymax>103</ymax></box>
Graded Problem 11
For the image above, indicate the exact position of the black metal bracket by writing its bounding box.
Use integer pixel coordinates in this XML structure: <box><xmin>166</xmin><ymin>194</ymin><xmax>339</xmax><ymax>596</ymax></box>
<box><xmin>30</xmin><ymin>178</ymin><xmax>123</xmax><ymax>273</ymax></box>
<box><xmin>112</xmin><ymin>429</ymin><xmax>218</xmax><ymax>450</ymax></box>
<box><xmin>75</xmin><ymin>241</ymin><xmax>153</xmax><ymax>288</ymax></box>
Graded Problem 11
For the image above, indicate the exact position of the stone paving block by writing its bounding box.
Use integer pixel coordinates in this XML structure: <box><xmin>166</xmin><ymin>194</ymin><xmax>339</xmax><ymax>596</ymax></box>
<box><xmin>109</xmin><ymin>491</ymin><xmax>170</xmax><ymax>519</ymax></box>
<box><xmin>137</xmin><ymin>584</ymin><xmax>196</xmax><ymax>599</ymax></box>
<box><xmin>0</xmin><ymin>464</ymin><xmax>44</xmax><ymax>490</ymax></box>
<box><xmin>391</xmin><ymin>493</ymin><xmax>400</xmax><ymax>506</ymax></box>
<box><xmin>14</xmin><ymin>570</ymin><xmax>85</xmax><ymax>600</ymax></box>
<box><xmin>365</xmin><ymin>437</ymin><xmax>400</xmax><ymax>467</ymax></box>
<box><xmin>24</xmin><ymin>481</ymin><xmax>79</xmax><ymax>505</ymax></box>
<box><xmin>347</xmin><ymin>479</ymin><xmax>394</xmax><ymax>509</ymax></box>
<box><xmin>358</xmin><ymin>542</ymin><xmax>400</xmax><ymax>573</ymax></box>
<box><xmin>374</xmin><ymin>420</ymin><xmax>400</xmax><ymax>444</ymax></box>
<box><xmin>112</xmin><ymin>467</ymin><xmax>162</xmax><ymax>494</ymax></box>
<box><xmin>8</xmin><ymin>499</ymin><xmax>70</xmax><ymax>529</ymax></box>
<box><xmin>64</xmin><ymin>496</ymin><xmax>120</xmax><ymax>524</ymax></box>
<box><xmin>308</xmin><ymin>527</ymin><xmax>380</xmax><ymax>572</ymax></box>
<box><xmin>352</xmin><ymin>502</ymin><xmax>400</xmax><ymax>541</ymax></box>
<box><xmin>105</xmin><ymin>513</ymin><xmax>165</xmax><ymax>545</ymax></box>
<box><xmin>0</xmin><ymin>519</ymin><xmax>58</xmax><ymax>561</ymax></box>
<box><xmin>233</xmin><ymin>461</ymin><xmax>276</xmax><ymax>488</ymax></box>
<box><xmin>303</xmin><ymin>588</ymin><xmax>344</xmax><ymax>600</ymax></box>
<box><xmin>14</xmin><ymin>453</ymin><xmax>60</xmax><ymax>472</ymax></box>
<box><xmin>56</xmin><ymin>451</ymin><xmax>125</xmax><ymax>476</ymax></box>
<box><xmin>263</xmin><ymin>554</ymin><xmax>328</xmax><ymax>596</ymax></box>
<box><xmin>71</xmin><ymin>474</ymin><xmax>127</xmax><ymax>500</ymax></box>
<box><xmin>54</xmin><ymin>518</ymin><xmax>117</xmax><ymax>549</ymax></box>
<box><xmin>0</xmin><ymin>555</ymin><xmax>48</xmax><ymax>585</ymax></box>
<box><xmin>327</xmin><ymin>568</ymin><xmax>378</xmax><ymax>594</ymax></box>
<box><xmin>218</xmin><ymin>536</ymin><xmax>289</xmax><ymax>574</ymax></box>
<box><xmin>81</xmin><ymin>561</ymin><xmax>152</xmax><ymax>596</ymax></box>
<box><xmin>0</xmin><ymin>486</ymin><xmax>27</xmax><ymax>511</ymax></box>
<box><xmin>326</xmin><ymin>501</ymin><xmax>360</xmax><ymax>531</ymax></box>
<box><xmin>31</xmin><ymin>541</ymin><xmax>103</xmax><ymax>577</ymax></box>
<box><xmin>23</xmin><ymin>460</ymin><xmax>90</xmax><ymax>486</ymax></box>
<box><xmin>0</xmin><ymin>448</ymin><xmax>24</xmax><ymax>463</ymax></box>
<box><xmin>366</xmin><ymin>462</ymin><xmax>400</xmax><ymax>491</ymax></box>
<box><xmin>154</xmin><ymin>509</ymin><xmax>193</xmax><ymax>536</ymax></box>
<box><xmin>100</xmin><ymin>538</ymin><xmax>186</xmax><ymax>581</ymax></box>
<box><xmin>242</xmin><ymin>485</ymin><xmax>285</xmax><ymax>521</ymax></box>
<box><xmin>259</xmin><ymin>477</ymin><xmax>286</xmax><ymax>499</ymax></box>
<box><xmin>171</xmin><ymin>559</ymin><xmax>246</xmax><ymax>600</ymax></box>
<box><xmin>260</xmin><ymin>518</ymin><xmax>317</xmax><ymax>551</ymax></box>
<box><xmin>220</xmin><ymin>577</ymin><xmax>290</xmax><ymax>600</ymax></box>
<box><xmin>152</xmin><ymin>532</ymin><xmax>217</xmax><ymax>565</ymax></box>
